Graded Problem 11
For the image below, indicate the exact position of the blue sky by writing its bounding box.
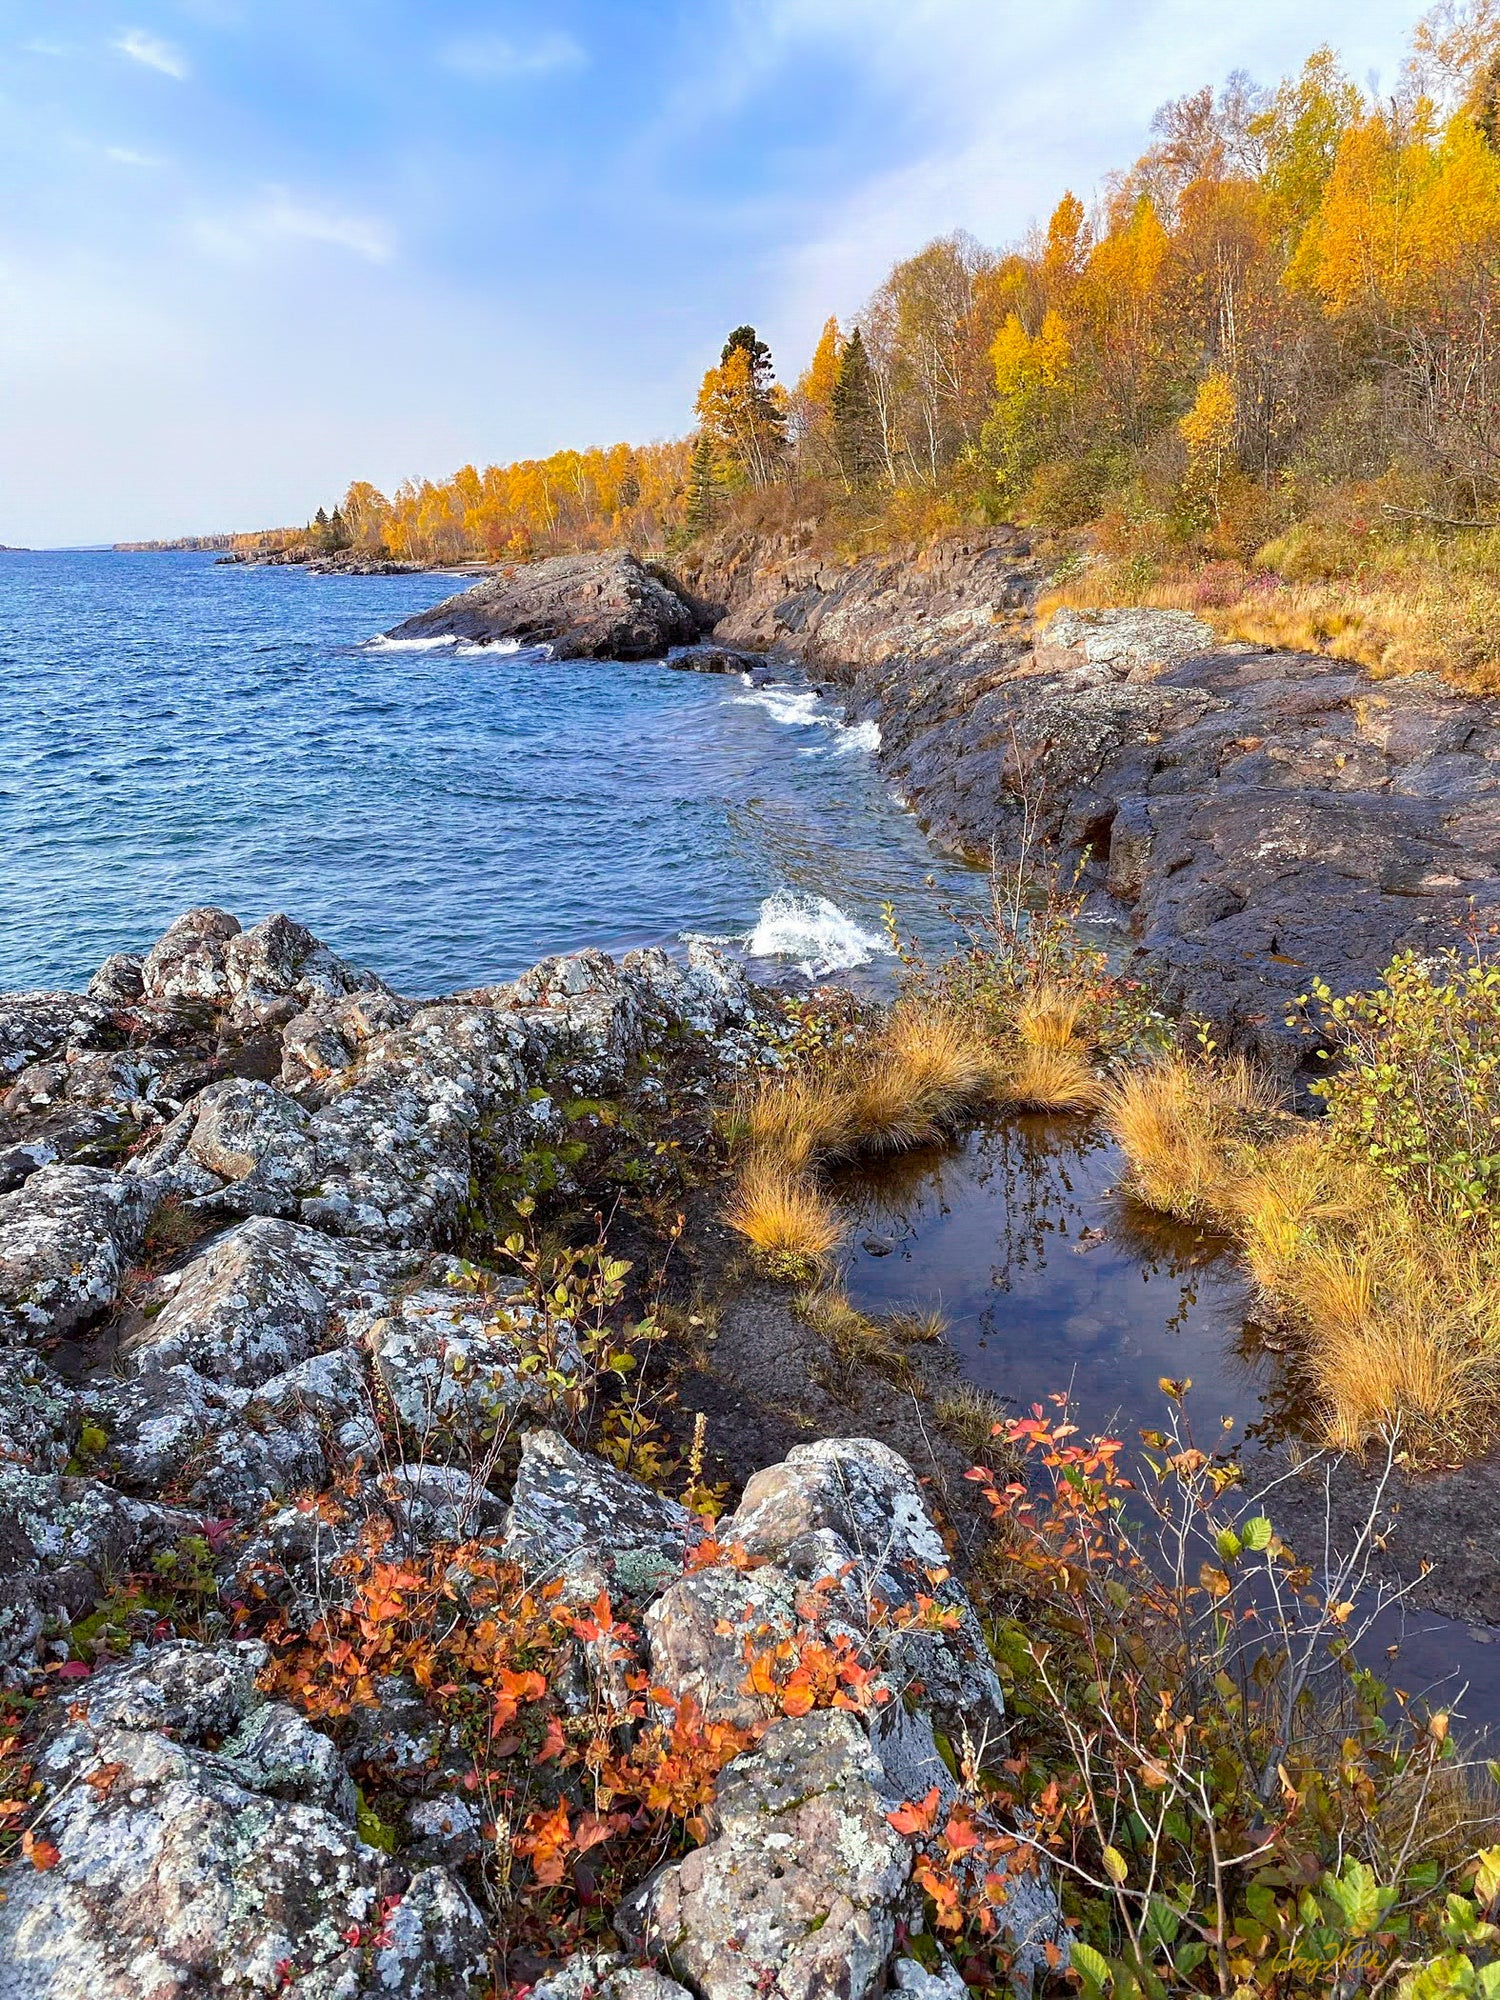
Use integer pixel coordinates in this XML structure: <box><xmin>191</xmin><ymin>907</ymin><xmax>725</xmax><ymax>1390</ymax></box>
<box><xmin>2</xmin><ymin>0</ymin><xmax>1425</xmax><ymax>546</ymax></box>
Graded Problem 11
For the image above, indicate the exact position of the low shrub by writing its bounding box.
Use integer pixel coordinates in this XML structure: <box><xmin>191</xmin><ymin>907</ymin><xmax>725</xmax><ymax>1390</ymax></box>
<box><xmin>912</xmin><ymin>1391</ymin><xmax>1500</xmax><ymax>1995</ymax></box>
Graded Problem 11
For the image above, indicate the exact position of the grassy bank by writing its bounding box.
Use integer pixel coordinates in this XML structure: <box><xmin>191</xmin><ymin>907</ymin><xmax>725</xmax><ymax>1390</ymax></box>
<box><xmin>722</xmin><ymin>866</ymin><xmax>1500</xmax><ymax>1461</ymax></box>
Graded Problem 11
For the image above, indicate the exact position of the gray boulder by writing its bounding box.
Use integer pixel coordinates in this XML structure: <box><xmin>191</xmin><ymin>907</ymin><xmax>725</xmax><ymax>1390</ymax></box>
<box><xmin>0</xmin><ymin>1164</ymin><xmax>152</xmax><ymax>1341</ymax></box>
<box><xmin>120</xmin><ymin>1216</ymin><xmax>341</xmax><ymax>1386</ymax></box>
<box><xmin>503</xmin><ymin>1428</ymin><xmax>703</xmax><ymax>1598</ymax></box>
<box><xmin>384</xmin><ymin>551</ymin><xmax>706</xmax><ymax>659</ymax></box>
<box><xmin>619</xmin><ymin>1710</ymin><xmax>910</xmax><ymax>2000</ymax></box>
<box><xmin>1</xmin><ymin>1724</ymin><xmax>486</xmax><ymax>1998</ymax></box>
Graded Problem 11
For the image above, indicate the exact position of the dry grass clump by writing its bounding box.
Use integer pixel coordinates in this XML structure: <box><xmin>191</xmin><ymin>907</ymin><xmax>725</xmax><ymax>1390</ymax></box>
<box><xmin>1103</xmin><ymin>1056</ymin><xmax>1280</xmax><ymax>1224</ymax></box>
<box><xmin>1037</xmin><ymin>547</ymin><xmax>1500</xmax><ymax>695</ymax></box>
<box><xmin>732</xmin><ymin>1070</ymin><xmax>856</xmax><ymax>1173</ymax></box>
<box><xmin>995</xmin><ymin>983</ymin><xmax>1106</xmax><ymax>1112</ymax></box>
<box><xmin>1107</xmin><ymin>1049</ymin><xmax>1500</xmax><ymax>1454</ymax></box>
<box><xmin>796</xmin><ymin>1283</ymin><xmax>931</xmax><ymax>1385</ymax></box>
<box><xmin>725</xmin><ymin>999</ymin><xmax>1003</xmax><ymax>1272</ymax></box>
<box><xmin>933</xmin><ymin>1381</ymin><xmax>1011</xmax><ymax>1459</ymax></box>
<box><xmin>1002</xmin><ymin>1043</ymin><xmax>1105</xmax><ymax>1113</ymax></box>
<box><xmin>724</xmin><ymin>1156</ymin><xmax>844</xmax><ymax>1277</ymax></box>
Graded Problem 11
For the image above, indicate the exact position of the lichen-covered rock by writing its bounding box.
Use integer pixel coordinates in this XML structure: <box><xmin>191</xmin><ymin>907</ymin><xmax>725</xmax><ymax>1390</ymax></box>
<box><xmin>0</xmin><ymin>1464</ymin><xmax>198</xmax><ymax>1667</ymax></box>
<box><xmin>87</xmin><ymin>952</ymin><xmax>145</xmax><ymax>1004</ymax></box>
<box><xmin>77</xmin><ymin>1638</ymin><xmax>266</xmax><ymax>1738</ymax></box>
<box><xmin>532</xmin><ymin>1955</ymin><xmax>694</xmax><ymax>2000</ymax></box>
<box><xmin>362</xmin><ymin>1270</ymin><xmax>568</xmax><ymax>1456</ymax></box>
<box><xmin>404</xmin><ymin>1794</ymin><xmax>484</xmax><ymax>1868</ymax></box>
<box><xmin>503</xmin><ymin>1429</ymin><xmax>702</xmax><ymax>1598</ymax></box>
<box><xmin>619</xmin><ymin>1710</ymin><xmax>910</xmax><ymax>2000</ymax></box>
<box><xmin>1034</xmin><ymin>605</ymin><xmax>1217</xmax><ymax>683</ymax></box>
<box><xmin>139</xmin><ymin>904</ymin><xmax>242</xmax><ymax>1006</ymax></box>
<box><xmin>380</xmin><ymin>1462</ymin><xmax>507</xmax><ymax>1545</ymax></box>
<box><xmin>384</xmin><ymin>550</ymin><xmax>707</xmax><ymax>659</ymax></box>
<box><xmin>644</xmin><ymin>1563</ymin><xmax>801</xmax><ymax>1728</ymax></box>
<box><xmin>296</xmin><ymin>1003</ymin><xmax>536</xmax><ymax>1247</ymax></box>
<box><xmin>128</xmin><ymin>1075</ymin><xmax>314</xmax><ymax>1212</ymax></box>
<box><xmin>120</xmin><ymin>1217</ymin><xmax>341</xmax><ymax>1386</ymax></box>
<box><xmin>222</xmin><ymin>1699</ymin><xmax>359</xmax><ymax>1820</ymax></box>
<box><xmin>0</xmin><ymin>1164</ymin><xmax>152</xmax><ymax>1341</ymax></box>
<box><xmin>0</xmin><ymin>1720</ymin><xmax>487</xmax><ymax>1998</ymax></box>
<box><xmin>724</xmin><ymin>1437</ymin><xmax>1006</xmax><ymax>1756</ymax></box>
<box><xmin>0</xmin><ymin>992</ymin><xmax>112</xmax><ymax>1079</ymax></box>
<box><xmin>280</xmin><ymin>989</ymin><xmax>417</xmax><ymax>1088</ymax></box>
<box><xmin>221</xmin><ymin>912</ymin><xmax>390</xmax><ymax>1031</ymax></box>
<box><xmin>0</xmin><ymin>1353</ymin><xmax>78</xmax><ymax>1472</ymax></box>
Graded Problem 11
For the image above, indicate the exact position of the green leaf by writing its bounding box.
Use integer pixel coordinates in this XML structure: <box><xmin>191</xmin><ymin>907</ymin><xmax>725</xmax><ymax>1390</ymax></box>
<box><xmin>1240</xmin><ymin>1515</ymin><xmax>1273</xmax><ymax>1552</ymax></box>
<box><xmin>1069</xmin><ymin>1942</ymin><xmax>1113</xmax><ymax>1997</ymax></box>
<box><xmin>1103</xmin><ymin>1844</ymin><xmax>1129</xmax><ymax>1885</ymax></box>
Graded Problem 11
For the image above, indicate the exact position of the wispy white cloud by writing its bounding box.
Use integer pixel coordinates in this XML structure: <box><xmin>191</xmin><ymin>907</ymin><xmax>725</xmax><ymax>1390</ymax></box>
<box><xmin>437</xmin><ymin>30</ymin><xmax>585</xmax><ymax>80</ymax></box>
<box><xmin>114</xmin><ymin>28</ymin><xmax>190</xmax><ymax>80</ymax></box>
<box><xmin>192</xmin><ymin>188</ymin><xmax>394</xmax><ymax>263</ymax></box>
<box><xmin>105</xmin><ymin>145</ymin><xmax>167</xmax><ymax>167</ymax></box>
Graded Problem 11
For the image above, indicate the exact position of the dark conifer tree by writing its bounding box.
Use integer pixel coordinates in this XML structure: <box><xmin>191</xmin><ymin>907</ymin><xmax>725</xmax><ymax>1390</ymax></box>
<box><xmin>831</xmin><ymin>327</ymin><xmax>881</xmax><ymax>485</ymax></box>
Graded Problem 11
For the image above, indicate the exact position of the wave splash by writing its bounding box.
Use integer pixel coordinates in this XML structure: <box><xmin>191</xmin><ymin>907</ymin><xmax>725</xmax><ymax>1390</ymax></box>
<box><xmin>733</xmin><ymin>681</ymin><xmax>880</xmax><ymax>756</ymax></box>
<box><xmin>362</xmin><ymin>634</ymin><xmax>525</xmax><ymax>655</ymax></box>
<box><xmin>740</xmin><ymin>889</ymin><xmax>892</xmax><ymax>978</ymax></box>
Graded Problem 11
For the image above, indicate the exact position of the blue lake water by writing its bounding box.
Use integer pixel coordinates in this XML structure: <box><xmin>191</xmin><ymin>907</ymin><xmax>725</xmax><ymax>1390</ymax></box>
<box><xmin>0</xmin><ymin>548</ymin><xmax>983</xmax><ymax>994</ymax></box>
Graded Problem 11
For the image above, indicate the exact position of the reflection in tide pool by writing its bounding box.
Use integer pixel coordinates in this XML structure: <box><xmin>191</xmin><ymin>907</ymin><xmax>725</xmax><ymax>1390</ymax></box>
<box><xmin>839</xmin><ymin>1113</ymin><xmax>1264</xmax><ymax>1440</ymax></box>
<box><xmin>839</xmin><ymin>1111</ymin><xmax>1500</xmax><ymax>1735</ymax></box>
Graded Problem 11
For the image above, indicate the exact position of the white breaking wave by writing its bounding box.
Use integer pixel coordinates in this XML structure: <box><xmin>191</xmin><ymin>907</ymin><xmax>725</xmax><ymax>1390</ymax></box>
<box><xmin>733</xmin><ymin>683</ymin><xmax>828</xmax><ymax>728</ymax></box>
<box><xmin>741</xmin><ymin>890</ymin><xmax>892</xmax><ymax>978</ymax></box>
<box><xmin>733</xmin><ymin>681</ymin><xmax>879</xmax><ymax>756</ymax></box>
<box><xmin>362</xmin><ymin>634</ymin><xmax>523</xmax><ymax>655</ymax></box>
<box><xmin>363</xmin><ymin>634</ymin><xmax>460</xmax><ymax>651</ymax></box>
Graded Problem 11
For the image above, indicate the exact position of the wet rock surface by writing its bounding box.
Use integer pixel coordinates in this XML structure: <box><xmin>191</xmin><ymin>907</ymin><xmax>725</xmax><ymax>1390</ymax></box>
<box><xmin>690</xmin><ymin>530</ymin><xmax>1500</xmax><ymax>1059</ymax></box>
<box><xmin>384</xmin><ymin>551</ymin><xmax>709</xmax><ymax>659</ymax></box>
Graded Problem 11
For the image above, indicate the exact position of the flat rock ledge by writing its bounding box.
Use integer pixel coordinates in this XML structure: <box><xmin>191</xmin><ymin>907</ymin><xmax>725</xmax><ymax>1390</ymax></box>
<box><xmin>0</xmin><ymin>906</ymin><xmax>1062</xmax><ymax>1995</ymax></box>
<box><xmin>383</xmin><ymin>552</ymin><xmax>709</xmax><ymax>659</ymax></box>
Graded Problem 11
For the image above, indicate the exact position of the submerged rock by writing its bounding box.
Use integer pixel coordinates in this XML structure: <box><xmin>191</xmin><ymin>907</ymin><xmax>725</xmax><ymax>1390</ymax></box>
<box><xmin>383</xmin><ymin>551</ymin><xmax>708</xmax><ymax>660</ymax></box>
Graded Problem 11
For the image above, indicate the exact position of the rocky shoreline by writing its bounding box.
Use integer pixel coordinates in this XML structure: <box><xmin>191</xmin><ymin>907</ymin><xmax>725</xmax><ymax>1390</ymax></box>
<box><xmin>392</xmin><ymin>534</ymin><xmax>1500</xmax><ymax>1073</ymax></box>
<box><xmin>0</xmin><ymin>907</ymin><xmax>1061</xmax><ymax>1996</ymax></box>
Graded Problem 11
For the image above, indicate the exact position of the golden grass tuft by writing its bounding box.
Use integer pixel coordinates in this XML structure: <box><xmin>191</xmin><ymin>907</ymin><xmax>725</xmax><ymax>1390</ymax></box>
<box><xmin>1104</xmin><ymin>1056</ymin><xmax>1279</xmax><ymax>1223</ymax></box>
<box><xmin>1015</xmin><ymin>984</ymin><xmax>1087</xmax><ymax>1053</ymax></box>
<box><xmin>725</xmin><ymin>1156</ymin><xmax>844</xmax><ymax>1273</ymax></box>
<box><xmin>796</xmin><ymin>1283</ymin><xmax>919</xmax><ymax>1384</ymax></box>
<box><xmin>1000</xmin><ymin>1043</ymin><xmax>1105</xmax><ymax>1113</ymax></box>
<box><xmin>733</xmin><ymin>1070</ymin><xmax>857</xmax><ymax>1174</ymax></box>
<box><xmin>844</xmin><ymin>1005</ymin><xmax>998</xmax><ymax>1155</ymax></box>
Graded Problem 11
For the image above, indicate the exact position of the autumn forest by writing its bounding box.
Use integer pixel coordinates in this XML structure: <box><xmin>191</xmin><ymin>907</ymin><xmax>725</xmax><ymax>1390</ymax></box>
<box><xmin>276</xmin><ymin>2</ymin><xmax>1500</xmax><ymax>687</ymax></box>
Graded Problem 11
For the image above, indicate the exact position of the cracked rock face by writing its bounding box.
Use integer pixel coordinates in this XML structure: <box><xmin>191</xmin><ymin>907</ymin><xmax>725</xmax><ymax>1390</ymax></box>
<box><xmin>619</xmin><ymin>1709</ymin><xmax>912</xmax><ymax>2000</ymax></box>
<box><xmin>1</xmin><ymin>1637</ymin><xmax>487</xmax><ymax>1998</ymax></box>
<box><xmin>503</xmin><ymin>1428</ymin><xmax>704</xmax><ymax>1598</ymax></box>
<box><xmin>0</xmin><ymin>1165</ymin><xmax>152</xmax><ymax>1342</ymax></box>
<box><xmin>383</xmin><ymin>551</ymin><xmax>709</xmax><ymax>660</ymax></box>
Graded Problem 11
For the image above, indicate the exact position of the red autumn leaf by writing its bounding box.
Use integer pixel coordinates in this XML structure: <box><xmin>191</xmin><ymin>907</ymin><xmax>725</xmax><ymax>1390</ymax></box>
<box><xmin>22</xmin><ymin>1831</ymin><xmax>61</xmax><ymax>1871</ymax></box>
<box><xmin>888</xmin><ymin>1788</ymin><xmax>941</xmax><ymax>1837</ymax></box>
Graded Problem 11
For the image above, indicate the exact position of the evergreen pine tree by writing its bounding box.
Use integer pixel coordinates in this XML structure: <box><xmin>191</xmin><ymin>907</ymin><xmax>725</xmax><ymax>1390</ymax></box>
<box><xmin>831</xmin><ymin>327</ymin><xmax>880</xmax><ymax>486</ymax></box>
<box><xmin>686</xmin><ymin>431</ymin><xmax>718</xmax><ymax>535</ymax></box>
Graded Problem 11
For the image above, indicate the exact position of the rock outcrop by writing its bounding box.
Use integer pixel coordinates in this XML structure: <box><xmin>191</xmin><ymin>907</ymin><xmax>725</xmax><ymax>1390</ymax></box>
<box><xmin>0</xmin><ymin>904</ymin><xmax>1067</xmax><ymax>1996</ymax></box>
<box><xmin>687</xmin><ymin>530</ymin><xmax>1500</xmax><ymax>1061</ymax></box>
<box><xmin>384</xmin><ymin>552</ymin><xmax>709</xmax><ymax>659</ymax></box>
